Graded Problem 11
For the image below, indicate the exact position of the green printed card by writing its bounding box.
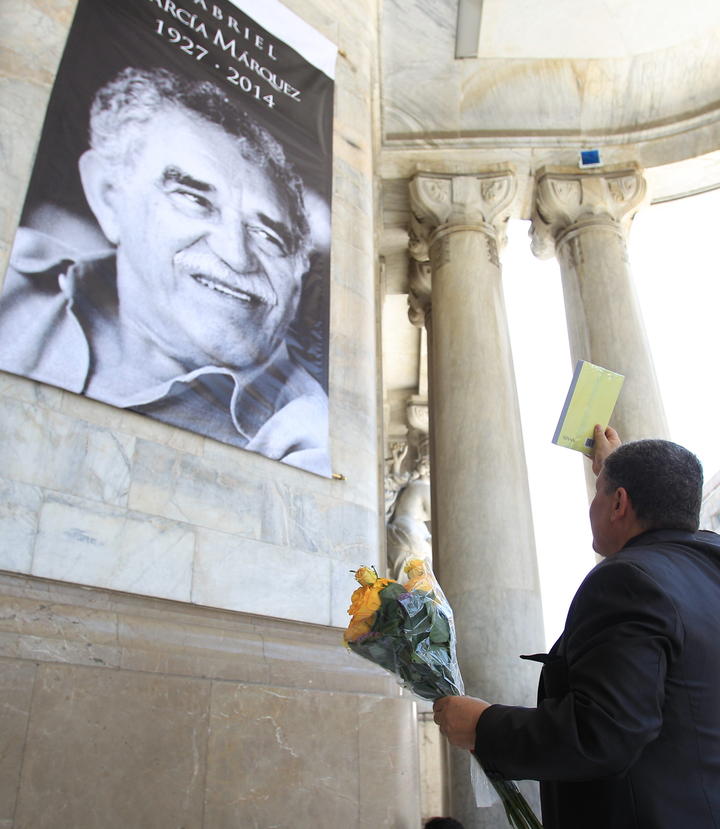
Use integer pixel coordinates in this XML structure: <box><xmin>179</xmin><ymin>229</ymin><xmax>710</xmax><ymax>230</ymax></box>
<box><xmin>552</xmin><ymin>361</ymin><xmax>624</xmax><ymax>456</ymax></box>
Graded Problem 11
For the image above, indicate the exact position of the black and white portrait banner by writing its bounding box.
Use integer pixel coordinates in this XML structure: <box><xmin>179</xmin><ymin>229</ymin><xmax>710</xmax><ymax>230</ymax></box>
<box><xmin>0</xmin><ymin>0</ymin><xmax>336</xmax><ymax>476</ymax></box>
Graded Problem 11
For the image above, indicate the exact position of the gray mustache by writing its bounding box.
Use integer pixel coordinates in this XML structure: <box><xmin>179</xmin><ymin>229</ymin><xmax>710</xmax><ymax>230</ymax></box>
<box><xmin>174</xmin><ymin>249</ymin><xmax>277</xmax><ymax>307</ymax></box>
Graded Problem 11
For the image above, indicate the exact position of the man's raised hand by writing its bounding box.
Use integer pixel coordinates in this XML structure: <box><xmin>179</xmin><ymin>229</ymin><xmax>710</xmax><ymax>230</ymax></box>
<box><xmin>591</xmin><ymin>424</ymin><xmax>622</xmax><ymax>476</ymax></box>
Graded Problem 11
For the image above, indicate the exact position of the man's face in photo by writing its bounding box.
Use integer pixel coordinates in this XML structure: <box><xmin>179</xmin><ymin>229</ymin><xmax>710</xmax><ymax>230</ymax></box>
<box><xmin>98</xmin><ymin>106</ymin><xmax>307</xmax><ymax>373</ymax></box>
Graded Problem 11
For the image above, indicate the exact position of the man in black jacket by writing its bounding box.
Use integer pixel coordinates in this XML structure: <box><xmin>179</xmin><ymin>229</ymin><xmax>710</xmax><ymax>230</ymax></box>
<box><xmin>434</xmin><ymin>426</ymin><xmax>720</xmax><ymax>828</ymax></box>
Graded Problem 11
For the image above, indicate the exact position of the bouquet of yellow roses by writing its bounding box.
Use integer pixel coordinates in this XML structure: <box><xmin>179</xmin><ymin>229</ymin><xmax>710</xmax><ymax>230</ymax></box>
<box><xmin>344</xmin><ymin>558</ymin><xmax>463</xmax><ymax>699</ymax></box>
<box><xmin>344</xmin><ymin>558</ymin><xmax>542</xmax><ymax>829</ymax></box>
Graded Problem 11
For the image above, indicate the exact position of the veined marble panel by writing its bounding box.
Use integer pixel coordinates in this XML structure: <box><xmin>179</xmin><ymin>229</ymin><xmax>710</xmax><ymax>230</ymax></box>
<box><xmin>198</xmin><ymin>435</ymin><xmax>379</xmax><ymax>544</ymax></box>
<box><xmin>262</xmin><ymin>629</ymin><xmax>387</xmax><ymax>694</ymax></box>
<box><xmin>128</xmin><ymin>439</ymin><xmax>285</xmax><ymax>544</ymax></box>
<box><xmin>0</xmin><ymin>396</ymin><xmax>134</xmax><ymax>507</ymax></box>
<box><xmin>321</xmin><ymin>437</ymin><xmax>378</xmax><ymax>513</ymax></box>
<box><xmin>332</xmin><ymin>157</ymin><xmax>373</xmax><ymax>219</ymax></box>
<box><xmin>357</xmin><ymin>695</ymin><xmax>422</xmax><ymax>827</ymax></box>
<box><xmin>13</xmin><ymin>663</ymin><xmax>210</xmax><ymax>829</ymax></box>
<box><xmin>383</xmin><ymin>0</ymin><xmax>456</xmax><ymax>63</ymax></box>
<box><xmin>329</xmin><ymin>382</ymin><xmax>377</xmax><ymax>448</ymax></box>
<box><xmin>334</xmin><ymin>120</ymin><xmax>372</xmax><ymax>171</ymax></box>
<box><xmin>118</xmin><ymin>612</ymin><xmax>270</xmax><ymax>684</ymax></box>
<box><xmin>57</xmin><ymin>390</ymin><xmax>125</xmax><ymax>431</ymax></box>
<box><xmin>0</xmin><ymin>589</ymin><xmax>120</xmax><ymax>668</ymax></box>
<box><xmin>0</xmin><ymin>592</ymin><xmax>117</xmax><ymax>646</ymax></box>
<box><xmin>117</xmin><ymin>408</ymin><xmax>206</xmax><ymax>456</ymax></box>
<box><xmin>331</xmin><ymin>297</ymin><xmax>378</xmax><ymax>385</ymax></box>
<box><xmin>279</xmin><ymin>485</ymin><xmax>377</xmax><ymax>560</ymax></box>
<box><xmin>204</xmin><ymin>684</ymin><xmax>361</xmax><ymax>829</ymax></box>
<box><xmin>0</xmin><ymin>78</ymin><xmax>52</xmax><ymax>247</ymax></box>
<box><xmin>192</xmin><ymin>529</ymin><xmax>332</xmax><ymax>624</ymax></box>
<box><xmin>329</xmin><ymin>229</ymin><xmax>376</xmax><ymax>298</ymax></box>
<box><xmin>0</xmin><ymin>372</ymin><xmax>64</xmax><ymax>409</ymax></box>
<box><xmin>0</xmin><ymin>0</ymin><xmax>73</xmax><ymax>83</ymax></box>
<box><xmin>0</xmin><ymin>625</ymin><xmax>120</xmax><ymax>670</ymax></box>
<box><xmin>333</xmin><ymin>113</ymin><xmax>372</xmax><ymax>171</ymax></box>
<box><xmin>0</xmin><ymin>477</ymin><xmax>42</xmax><ymax>573</ymax></box>
<box><xmin>33</xmin><ymin>496</ymin><xmax>195</xmax><ymax>602</ymax></box>
<box><xmin>334</xmin><ymin>48</ymin><xmax>374</xmax><ymax>108</ymax></box>
<box><xmin>0</xmin><ymin>659</ymin><xmax>36</xmax><ymax>826</ymax></box>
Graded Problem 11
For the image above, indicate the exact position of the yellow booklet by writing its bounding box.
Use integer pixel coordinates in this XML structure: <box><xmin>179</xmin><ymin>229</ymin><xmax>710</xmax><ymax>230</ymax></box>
<box><xmin>552</xmin><ymin>361</ymin><xmax>624</xmax><ymax>456</ymax></box>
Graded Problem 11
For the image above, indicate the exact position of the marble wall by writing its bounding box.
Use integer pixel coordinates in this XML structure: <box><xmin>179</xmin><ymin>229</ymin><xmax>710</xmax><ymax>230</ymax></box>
<box><xmin>0</xmin><ymin>571</ymin><xmax>421</xmax><ymax>829</ymax></box>
<box><xmin>0</xmin><ymin>2</ymin><xmax>427</xmax><ymax>827</ymax></box>
<box><xmin>0</xmin><ymin>0</ymin><xmax>382</xmax><ymax>627</ymax></box>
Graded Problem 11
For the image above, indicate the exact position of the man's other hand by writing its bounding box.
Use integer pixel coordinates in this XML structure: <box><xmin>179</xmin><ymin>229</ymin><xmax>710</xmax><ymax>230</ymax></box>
<box><xmin>591</xmin><ymin>424</ymin><xmax>622</xmax><ymax>476</ymax></box>
<box><xmin>433</xmin><ymin>696</ymin><xmax>490</xmax><ymax>751</ymax></box>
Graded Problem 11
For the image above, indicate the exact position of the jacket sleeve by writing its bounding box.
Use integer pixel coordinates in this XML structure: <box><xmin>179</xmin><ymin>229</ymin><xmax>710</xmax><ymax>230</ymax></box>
<box><xmin>474</xmin><ymin>559</ymin><xmax>683</xmax><ymax>781</ymax></box>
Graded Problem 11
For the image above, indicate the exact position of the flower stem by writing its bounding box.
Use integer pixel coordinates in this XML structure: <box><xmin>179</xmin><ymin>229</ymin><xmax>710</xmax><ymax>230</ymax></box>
<box><xmin>490</xmin><ymin>778</ymin><xmax>543</xmax><ymax>829</ymax></box>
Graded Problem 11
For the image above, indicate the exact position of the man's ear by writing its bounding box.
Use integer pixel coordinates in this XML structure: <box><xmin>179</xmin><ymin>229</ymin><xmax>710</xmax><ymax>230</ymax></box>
<box><xmin>610</xmin><ymin>487</ymin><xmax>631</xmax><ymax>522</ymax></box>
<box><xmin>78</xmin><ymin>150</ymin><xmax>122</xmax><ymax>245</ymax></box>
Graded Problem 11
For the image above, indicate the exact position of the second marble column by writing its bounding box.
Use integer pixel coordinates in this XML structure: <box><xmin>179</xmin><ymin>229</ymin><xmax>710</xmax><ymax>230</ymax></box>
<box><xmin>531</xmin><ymin>164</ymin><xmax>669</xmax><ymax>443</ymax></box>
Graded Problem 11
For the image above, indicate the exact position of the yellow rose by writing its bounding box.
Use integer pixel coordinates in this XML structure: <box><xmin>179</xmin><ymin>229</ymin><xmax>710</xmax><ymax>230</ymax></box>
<box><xmin>344</xmin><ymin>567</ymin><xmax>394</xmax><ymax>643</ymax></box>
<box><xmin>403</xmin><ymin>558</ymin><xmax>433</xmax><ymax>593</ymax></box>
<box><xmin>354</xmin><ymin>565</ymin><xmax>378</xmax><ymax>586</ymax></box>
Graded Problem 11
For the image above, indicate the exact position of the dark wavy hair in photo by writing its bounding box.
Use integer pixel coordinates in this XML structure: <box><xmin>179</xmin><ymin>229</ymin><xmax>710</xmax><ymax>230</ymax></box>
<box><xmin>87</xmin><ymin>66</ymin><xmax>310</xmax><ymax>255</ymax></box>
<box><xmin>602</xmin><ymin>439</ymin><xmax>703</xmax><ymax>532</ymax></box>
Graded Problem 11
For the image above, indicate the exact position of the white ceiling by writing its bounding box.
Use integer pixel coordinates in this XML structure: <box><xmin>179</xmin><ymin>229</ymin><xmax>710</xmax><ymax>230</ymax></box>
<box><xmin>478</xmin><ymin>0</ymin><xmax>720</xmax><ymax>59</ymax></box>
<box><xmin>381</xmin><ymin>0</ymin><xmax>720</xmax><ymax>147</ymax></box>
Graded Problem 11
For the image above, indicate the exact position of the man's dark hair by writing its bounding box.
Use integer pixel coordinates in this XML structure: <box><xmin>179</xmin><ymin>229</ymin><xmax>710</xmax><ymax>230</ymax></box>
<box><xmin>424</xmin><ymin>818</ymin><xmax>464</xmax><ymax>829</ymax></box>
<box><xmin>88</xmin><ymin>67</ymin><xmax>310</xmax><ymax>255</ymax></box>
<box><xmin>602</xmin><ymin>439</ymin><xmax>703</xmax><ymax>532</ymax></box>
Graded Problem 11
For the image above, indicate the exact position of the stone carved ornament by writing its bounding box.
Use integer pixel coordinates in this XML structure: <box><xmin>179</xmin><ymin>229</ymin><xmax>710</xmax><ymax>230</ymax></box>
<box><xmin>385</xmin><ymin>430</ymin><xmax>432</xmax><ymax>579</ymax></box>
<box><xmin>407</xmin><ymin>258</ymin><xmax>432</xmax><ymax>327</ymax></box>
<box><xmin>407</xmin><ymin>171</ymin><xmax>516</xmax><ymax>314</ymax></box>
<box><xmin>384</xmin><ymin>439</ymin><xmax>412</xmax><ymax>522</ymax></box>
<box><xmin>409</xmin><ymin>171</ymin><xmax>516</xmax><ymax>229</ymax></box>
<box><xmin>531</xmin><ymin>165</ymin><xmax>647</xmax><ymax>258</ymax></box>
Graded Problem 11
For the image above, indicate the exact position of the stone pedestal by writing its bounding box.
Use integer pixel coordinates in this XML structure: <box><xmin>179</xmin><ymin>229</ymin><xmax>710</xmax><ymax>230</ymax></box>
<box><xmin>0</xmin><ymin>571</ymin><xmax>422</xmax><ymax>829</ymax></box>
<box><xmin>409</xmin><ymin>172</ymin><xmax>545</xmax><ymax>828</ymax></box>
<box><xmin>532</xmin><ymin>165</ymin><xmax>669</xmax><ymax>448</ymax></box>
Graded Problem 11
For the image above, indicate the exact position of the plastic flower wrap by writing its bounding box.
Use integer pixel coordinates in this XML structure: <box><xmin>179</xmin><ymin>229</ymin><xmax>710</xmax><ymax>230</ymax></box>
<box><xmin>344</xmin><ymin>559</ymin><xmax>463</xmax><ymax>699</ymax></box>
<box><xmin>345</xmin><ymin>558</ymin><xmax>543</xmax><ymax>829</ymax></box>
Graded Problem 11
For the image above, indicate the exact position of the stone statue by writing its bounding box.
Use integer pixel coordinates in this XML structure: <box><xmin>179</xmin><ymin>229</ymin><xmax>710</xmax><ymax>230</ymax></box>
<box><xmin>386</xmin><ymin>443</ymin><xmax>432</xmax><ymax>578</ymax></box>
<box><xmin>384</xmin><ymin>440</ymin><xmax>411</xmax><ymax>520</ymax></box>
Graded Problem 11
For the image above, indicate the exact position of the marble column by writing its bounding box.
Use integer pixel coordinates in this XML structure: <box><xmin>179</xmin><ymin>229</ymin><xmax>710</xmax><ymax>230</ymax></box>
<box><xmin>531</xmin><ymin>164</ymin><xmax>669</xmax><ymax>445</ymax></box>
<box><xmin>409</xmin><ymin>172</ymin><xmax>545</xmax><ymax>828</ymax></box>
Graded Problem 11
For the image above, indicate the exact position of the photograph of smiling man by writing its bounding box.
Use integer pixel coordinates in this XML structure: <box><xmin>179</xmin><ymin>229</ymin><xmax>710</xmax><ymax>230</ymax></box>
<box><xmin>0</xmin><ymin>0</ymin><xmax>335</xmax><ymax>477</ymax></box>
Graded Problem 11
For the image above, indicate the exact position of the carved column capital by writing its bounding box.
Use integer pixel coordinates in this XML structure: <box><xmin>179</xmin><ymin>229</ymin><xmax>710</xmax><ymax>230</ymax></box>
<box><xmin>409</xmin><ymin>170</ymin><xmax>516</xmax><ymax>243</ymax></box>
<box><xmin>531</xmin><ymin>164</ymin><xmax>647</xmax><ymax>258</ymax></box>
<box><xmin>406</xmin><ymin>170</ymin><xmax>516</xmax><ymax>327</ymax></box>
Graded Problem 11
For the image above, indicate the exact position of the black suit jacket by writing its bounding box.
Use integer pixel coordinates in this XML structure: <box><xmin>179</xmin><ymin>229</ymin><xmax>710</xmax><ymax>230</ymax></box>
<box><xmin>474</xmin><ymin>529</ymin><xmax>720</xmax><ymax>828</ymax></box>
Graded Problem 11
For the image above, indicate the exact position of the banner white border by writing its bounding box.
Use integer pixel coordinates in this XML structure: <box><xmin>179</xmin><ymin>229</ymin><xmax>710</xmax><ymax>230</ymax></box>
<box><xmin>226</xmin><ymin>0</ymin><xmax>338</xmax><ymax>79</ymax></box>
